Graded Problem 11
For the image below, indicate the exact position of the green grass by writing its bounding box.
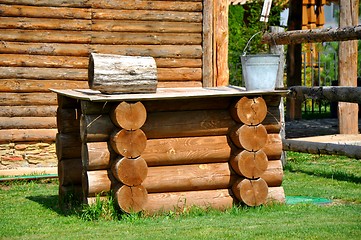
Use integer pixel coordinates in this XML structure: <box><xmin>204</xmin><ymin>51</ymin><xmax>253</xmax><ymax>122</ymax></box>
<box><xmin>1</xmin><ymin>152</ymin><xmax>360</xmax><ymax>239</ymax></box>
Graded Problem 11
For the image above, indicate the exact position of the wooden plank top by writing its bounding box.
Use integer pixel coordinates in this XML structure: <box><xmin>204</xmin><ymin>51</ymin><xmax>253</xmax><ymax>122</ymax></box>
<box><xmin>51</xmin><ymin>86</ymin><xmax>288</xmax><ymax>102</ymax></box>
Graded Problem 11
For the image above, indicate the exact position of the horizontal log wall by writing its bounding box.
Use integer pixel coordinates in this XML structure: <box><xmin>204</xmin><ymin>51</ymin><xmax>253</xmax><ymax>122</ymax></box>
<box><xmin>0</xmin><ymin>0</ymin><xmax>204</xmax><ymax>143</ymax></box>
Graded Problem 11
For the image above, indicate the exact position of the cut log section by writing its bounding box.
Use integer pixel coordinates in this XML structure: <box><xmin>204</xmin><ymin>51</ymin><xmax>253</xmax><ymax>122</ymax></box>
<box><xmin>111</xmin><ymin>156</ymin><xmax>148</xmax><ymax>186</ymax></box>
<box><xmin>88</xmin><ymin>53</ymin><xmax>157</xmax><ymax>94</ymax></box>
<box><xmin>230</xmin><ymin>150</ymin><xmax>268</xmax><ymax>179</ymax></box>
<box><xmin>231</xmin><ymin>178</ymin><xmax>268</xmax><ymax>207</ymax></box>
<box><xmin>110</xmin><ymin>101</ymin><xmax>147</xmax><ymax>130</ymax></box>
<box><xmin>114</xmin><ymin>184</ymin><xmax>148</xmax><ymax>213</ymax></box>
<box><xmin>83</xmin><ymin>170</ymin><xmax>114</xmax><ymax>197</ymax></box>
<box><xmin>144</xmin><ymin>189</ymin><xmax>234</xmax><ymax>215</ymax></box>
<box><xmin>229</xmin><ymin>124</ymin><xmax>268</xmax><ymax>151</ymax></box>
<box><xmin>110</xmin><ymin>129</ymin><xmax>147</xmax><ymax>158</ymax></box>
<box><xmin>230</xmin><ymin>96</ymin><xmax>267</xmax><ymax>125</ymax></box>
<box><xmin>82</xmin><ymin>142</ymin><xmax>113</xmax><ymax>170</ymax></box>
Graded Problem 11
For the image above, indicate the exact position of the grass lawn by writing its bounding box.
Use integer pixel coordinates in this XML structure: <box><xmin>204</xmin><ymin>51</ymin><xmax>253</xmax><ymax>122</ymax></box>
<box><xmin>0</xmin><ymin>152</ymin><xmax>360</xmax><ymax>240</ymax></box>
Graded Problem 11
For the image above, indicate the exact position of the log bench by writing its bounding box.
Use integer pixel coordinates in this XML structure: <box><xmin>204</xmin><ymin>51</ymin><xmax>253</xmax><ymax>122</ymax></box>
<box><xmin>52</xmin><ymin>86</ymin><xmax>287</xmax><ymax>214</ymax></box>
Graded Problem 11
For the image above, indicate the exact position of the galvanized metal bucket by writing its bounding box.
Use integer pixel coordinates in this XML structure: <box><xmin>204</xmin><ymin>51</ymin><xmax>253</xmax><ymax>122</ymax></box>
<box><xmin>241</xmin><ymin>54</ymin><xmax>280</xmax><ymax>91</ymax></box>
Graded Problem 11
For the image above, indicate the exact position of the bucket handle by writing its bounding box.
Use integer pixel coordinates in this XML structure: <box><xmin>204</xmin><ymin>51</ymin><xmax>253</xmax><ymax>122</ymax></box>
<box><xmin>242</xmin><ymin>31</ymin><xmax>263</xmax><ymax>57</ymax></box>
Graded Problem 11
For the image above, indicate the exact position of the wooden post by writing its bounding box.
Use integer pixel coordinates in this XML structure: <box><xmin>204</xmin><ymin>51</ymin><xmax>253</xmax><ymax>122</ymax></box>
<box><xmin>286</xmin><ymin>0</ymin><xmax>303</xmax><ymax>120</ymax></box>
<box><xmin>338</xmin><ymin>0</ymin><xmax>359</xmax><ymax>134</ymax></box>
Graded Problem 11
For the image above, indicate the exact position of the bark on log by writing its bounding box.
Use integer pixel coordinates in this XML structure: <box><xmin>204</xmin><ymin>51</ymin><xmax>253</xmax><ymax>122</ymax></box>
<box><xmin>142</xmin><ymin>109</ymin><xmax>236</xmax><ymax>139</ymax></box>
<box><xmin>82</xmin><ymin>142</ymin><xmax>113</xmax><ymax>170</ymax></box>
<box><xmin>143</xmin><ymin>135</ymin><xmax>232</xmax><ymax>166</ymax></box>
<box><xmin>83</xmin><ymin>169</ymin><xmax>114</xmax><ymax>197</ymax></box>
<box><xmin>259</xmin><ymin>160</ymin><xmax>283</xmax><ymax>187</ymax></box>
<box><xmin>111</xmin><ymin>156</ymin><xmax>148</xmax><ymax>186</ymax></box>
<box><xmin>230</xmin><ymin>97</ymin><xmax>267</xmax><ymax>125</ymax></box>
<box><xmin>261</xmin><ymin>25</ymin><xmax>361</xmax><ymax>45</ymax></box>
<box><xmin>110</xmin><ymin>129</ymin><xmax>147</xmax><ymax>159</ymax></box>
<box><xmin>230</xmin><ymin>150</ymin><xmax>268</xmax><ymax>179</ymax></box>
<box><xmin>289</xmin><ymin>86</ymin><xmax>361</xmax><ymax>104</ymax></box>
<box><xmin>229</xmin><ymin>124</ymin><xmax>268</xmax><ymax>151</ymax></box>
<box><xmin>80</xmin><ymin>114</ymin><xmax>115</xmax><ymax>142</ymax></box>
<box><xmin>56</xmin><ymin>133</ymin><xmax>82</xmax><ymax>160</ymax></box>
<box><xmin>57</xmin><ymin>108</ymin><xmax>80</xmax><ymax>133</ymax></box>
<box><xmin>0</xmin><ymin>117</ymin><xmax>56</xmax><ymax>129</ymax></box>
<box><xmin>0</xmin><ymin>129</ymin><xmax>57</xmax><ymax>143</ymax></box>
<box><xmin>283</xmin><ymin>139</ymin><xmax>361</xmax><ymax>159</ymax></box>
<box><xmin>58</xmin><ymin>158</ymin><xmax>82</xmax><ymax>186</ymax></box>
<box><xmin>231</xmin><ymin>178</ymin><xmax>268</xmax><ymax>207</ymax></box>
<box><xmin>114</xmin><ymin>184</ymin><xmax>148</xmax><ymax>213</ymax></box>
<box><xmin>143</xmin><ymin>162</ymin><xmax>237</xmax><ymax>193</ymax></box>
<box><xmin>144</xmin><ymin>189</ymin><xmax>234</xmax><ymax>215</ymax></box>
<box><xmin>110</xmin><ymin>101</ymin><xmax>147</xmax><ymax>130</ymax></box>
<box><xmin>0</xmin><ymin>105</ymin><xmax>57</xmax><ymax>117</ymax></box>
<box><xmin>88</xmin><ymin>53</ymin><xmax>157</xmax><ymax>94</ymax></box>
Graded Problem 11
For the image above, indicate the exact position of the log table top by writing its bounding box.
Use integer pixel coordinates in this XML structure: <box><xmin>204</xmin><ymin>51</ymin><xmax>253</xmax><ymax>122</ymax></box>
<box><xmin>51</xmin><ymin>86</ymin><xmax>288</xmax><ymax>102</ymax></box>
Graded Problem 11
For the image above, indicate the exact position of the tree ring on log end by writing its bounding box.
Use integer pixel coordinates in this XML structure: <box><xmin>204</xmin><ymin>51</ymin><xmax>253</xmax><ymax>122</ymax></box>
<box><xmin>112</xmin><ymin>156</ymin><xmax>148</xmax><ymax>186</ymax></box>
<box><xmin>115</xmin><ymin>184</ymin><xmax>148</xmax><ymax>213</ymax></box>
<box><xmin>110</xmin><ymin>101</ymin><xmax>147</xmax><ymax>130</ymax></box>
<box><xmin>110</xmin><ymin>129</ymin><xmax>147</xmax><ymax>158</ymax></box>
<box><xmin>230</xmin><ymin>150</ymin><xmax>268</xmax><ymax>179</ymax></box>
<box><xmin>232</xmin><ymin>178</ymin><xmax>268</xmax><ymax>207</ymax></box>
<box><xmin>230</xmin><ymin>96</ymin><xmax>267</xmax><ymax>125</ymax></box>
<box><xmin>238</xmin><ymin>124</ymin><xmax>268</xmax><ymax>151</ymax></box>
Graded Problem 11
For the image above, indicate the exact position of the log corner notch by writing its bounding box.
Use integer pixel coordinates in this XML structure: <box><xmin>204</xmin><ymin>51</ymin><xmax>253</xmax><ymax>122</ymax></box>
<box><xmin>88</xmin><ymin>53</ymin><xmax>158</xmax><ymax>94</ymax></box>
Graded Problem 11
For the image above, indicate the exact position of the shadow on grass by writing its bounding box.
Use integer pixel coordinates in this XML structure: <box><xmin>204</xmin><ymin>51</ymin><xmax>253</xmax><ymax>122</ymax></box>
<box><xmin>285</xmin><ymin>165</ymin><xmax>361</xmax><ymax>184</ymax></box>
<box><xmin>26</xmin><ymin>195</ymin><xmax>81</xmax><ymax>216</ymax></box>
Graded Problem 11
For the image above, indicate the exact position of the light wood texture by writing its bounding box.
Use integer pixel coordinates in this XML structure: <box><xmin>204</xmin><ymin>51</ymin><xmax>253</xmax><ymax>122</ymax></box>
<box><xmin>0</xmin><ymin>79</ymin><xmax>88</xmax><ymax>92</ymax></box>
<box><xmin>259</xmin><ymin>160</ymin><xmax>283</xmax><ymax>187</ymax></box>
<box><xmin>0</xmin><ymin>105</ymin><xmax>57</xmax><ymax>117</ymax></box>
<box><xmin>80</xmin><ymin>114</ymin><xmax>115</xmax><ymax>142</ymax></box>
<box><xmin>114</xmin><ymin>184</ymin><xmax>148</xmax><ymax>213</ymax></box>
<box><xmin>338</xmin><ymin>0</ymin><xmax>359</xmax><ymax>134</ymax></box>
<box><xmin>142</xmin><ymin>109</ymin><xmax>235</xmax><ymax>139</ymax></box>
<box><xmin>110</xmin><ymin>129</ymin><xmax>147</xmax><ymax>158</ymax></box>
<box><xmin>143</xmin><ymin>135</ymin><xmax>232</xmax><ymax>166</ymax></box>
<box><xmin>143</xmin><ymin>162</ymin><xmax>236</xmax><ymax>193</ymax></box>
<box><xmin>83</xmin><ymin>169</ymin><xmax>113</xmax><ymax>197</ymax></box>
<box><xmin>144</xmin><ymin>189</ymin><xmax>234</xmax><ymax>215</ymax></box>
<box><xmin>0</xmin><ymin>92</ymin><xmax>57</xmax><ymax>106</ymax></box>
<box><xmin>58</xmin><ymin>158</ymin><xmax>82</xmax><ymax>186</ymax></box>
<box><xmin>231</xmin><ymin>178</ymin><xmax>268</xmax><ymax>207</ymax></box>
<box><xmin>202</xmin><ymin>0</ymin><xmax>213</xmax><ymax>87</ymax></box>
<box><xmin>230</xmin><ymin>96</ymin><xmax>267</xmax><ymax>125</ymax></box>
<box><xmin>230</xmin><ymin>150</ymin><xmax>268</xmax><ymax>179</ymax></box>
<box><xmin>0</xmin><ymin>129</ymin><xmax>57</xmax><ymax>143</ymax></box>
<box><xmin>111</xmin><ymin>156</ymin><xmax>148</xmax><ymax>186</ymax></box>
<box><xmin>88</xmin><ymin>53</ymin><xmax>157</xmax><ymax>94</ymax></box>
<box><xmin>0</xmin><ymin>117</ymin><xmax>56</xmax><ymax>129</ymax></box>
<box><xmin>266</xmin><ymin>186</ymin><xmax>286</xmax><ymax>204</ymax></box>
<box><xmin>110</xmin><ymin>101</ymin><xmax>147</xmax><ymax>130</ymax></box>
<box><xmin>229</xmin><ymin>124</ymin><xmax>268</xmax><ymax>151</ymax></box>
<box><xmin>56</xmin><ymin>133</ymin><xmax>82</xmax><ymax>160</ymax></box>
<box><xmin>261</xmin><ymin>134</ymin><xmax>282</xmax><ymax>160</ymax></box>
<box><xmin>82</xmin><ymin>142</ymin><xmax>113</xmax><ymax>170</ymax></box>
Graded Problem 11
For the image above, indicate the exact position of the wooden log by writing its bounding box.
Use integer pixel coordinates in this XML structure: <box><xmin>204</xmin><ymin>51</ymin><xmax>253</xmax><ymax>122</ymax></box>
<box><xmin>202</xmin><ymin>0</ymin><xmax>213</xmax><ymax>87</ymax></box>
<box><xmin>143</xmin><ymin>135</ymin><xmax>232</xmax><ymax>167</ymax></box>
<box><xmin>83</xmin><ymin>169</ymin><xmax>114</xmax><ymax>197</ymax></box>
<box><xmin>230</xmin><ymin>96</ymin><xmax>267</xmax><ymax>125</ymax></box>
<box><xmin>0</xmin><ymin>5</ymin><xmax>92</xmax><ymax>19</ymax></box>
<box><xmin>0</xmin><ymin>17</ymin><xmax>91</xmax><ymax>31</ymax></box>
<box><xmin>231</xmin><ymin>178</ymin><xmax>268</xmax><ymax>207</ymax></box>
<box><xmin>261</xmin><ymin>134</ymin><xmax>282</xmax><ymax>160</ymax></box>
<box><xmin>110</xmin><ymin>129</ymin><xmax>147</xmax><ymax>159</ymax></box>
<box><xmin>229</xmin><ymin>124</ymin><xmax>268</xmax><ymax>152</ymax></box>
<box><xmin>80</xmin><ymin>100</ymin><xmax>114</xmax><ymax>115</ymax></box>
<box><xmin>0</xmin><ymin>93</ymin><xmax>57</xmax><ymax>106</ymax></box>
<box><xmin>266</xmin><ymin>186</ymin><xmax>286</xmax><ymax>204</ymax></box>
<box><xmin>110</xmin><ymin>101</ymin><xmax>147</xmax><ymax>130</ymax></box>
<box><xmin>230</xmin><ymin>150</ymin><xmax>268</xmax><ymax>179</ymax></box>
<box><xmin>0</xmin><ymin>79</ymin><xmax>88</xmax><ymax>93</ymax></box>
<box><xmin>0</xmin><ymin>105</ymin><xmax>57</xmax><ymax>117</ymax></box>
<box><xmin>0</xmin><ymin>67</ymin><xmax>87</xmax><ymax>81</ymax></box>
<box><xmin>261</xmin><ymin>25</ymin><xmax>361</xmax><ymax>45</ymax></box>
<box><xmin>0</xmin><ymin>117</ymin><xmax>56</xmax><ymax>129</ymax></box>
<box><xmin>155</xmin><ymin>58</ymin><xmax>202</xmax><ymax>68</ymax></box>
<box><xmin>157</xmin><ymin>68</ymin><xmax>202</xmax><ymax>81</ymax></box>
<box><xmin>114</xmin><ymin>184</ymin><xmax>148</xmax><ymax>213</ymax></box>
<box><xmin>82</xmin><ymin>142</ymin><xmax>114</xmax><ymax>170</ymax></box>
<box><xmin>259</xmin><ymin>160</ymin><xmax>283</xmax><ymax>187</ymax></box>
<box><xmin>57</xmin><ymin>108</ymin><xmax>80</xmax><ymax>133</ymax></box>
<box><xmin>56</xmin><ymin>133</ymin><xmax>82</xmax><ymax>160</ymax></box>
<box><xmin>59</xmin><ymin>185</ymin><xmax>83</xmax><ymax>206</ymax></box>
<box><xmin>157</xmin><ymin>81</ymin><xmax>202</xmax><ymax>88</ymax></box>
<box><xmin>57</xmin><ymin>95</ymin><xmax>79</xmax><ymax>109</ymax></box>
<box><xmin>111</xmin><ymin>156</ymin><xmax>148</xmax><ymax>186</ymax></box>
<box><xmin>289</xmin><ymin>86</ymin><xmax>361</xmax><ymax>104</ymax></box>
<box><xmin>283</xmin><ymin>139</ymin><xmax>361</xmax><ymax>159</ymax></box>
<box><xmin>58</xmin><ymin>158</ymin><xmax>82</xmax><ymax>186</ymax></box>
<box><xmin>92</xmin><ymin>9</ymin><xmax>202</xmax><ymax>22</ymax></box>
<box><xmin>142</xmin><ymin>109</ymin><xmax>236</xmax><ymax>139</ymax></box>
<box><xmin>143</xmin><ymin>162</ymin><xmax>237</xmax><ymax>193</ymax></box>
<box><xmin>88</xmin><ymin>53</ymin><xmax>157</xmax><ymax>94</ymax></box>
<box><xmin>0</xmin><ymin>129</ymin><xmax>57</xmax><ymax>143</ymax></box>
<box><xmin>80</xmin><ymin>114</ymin><xmax>115</xmax><ymax>142</ymax></box>
<box><xmin>144</xmin><ymin>189</ymin><xmax>234</xmax><ymax>215</ymax></box>
<box><xmin>0</xmin><ymin>0</ymin><xmax>91</xmax><ymax>8</ymax></box>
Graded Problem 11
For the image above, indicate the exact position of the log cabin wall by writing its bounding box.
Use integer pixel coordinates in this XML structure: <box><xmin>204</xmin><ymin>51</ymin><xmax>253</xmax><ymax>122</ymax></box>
<box><xmin>0</xmin><ymin>0</ymin><xmax>231</xmax><ymax>168</ymax></box>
